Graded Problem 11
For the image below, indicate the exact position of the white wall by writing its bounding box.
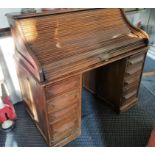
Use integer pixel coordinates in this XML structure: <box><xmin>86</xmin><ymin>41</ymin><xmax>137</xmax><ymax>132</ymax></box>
<box><xmin>0</xmin><ymin>8</ymin><xmax>21</xmax><ymax>28</ymax></box>
<box><xmin>0</xmin><ymin>8</ymin><xmax>22</xmax><ymax>103</ymax></box>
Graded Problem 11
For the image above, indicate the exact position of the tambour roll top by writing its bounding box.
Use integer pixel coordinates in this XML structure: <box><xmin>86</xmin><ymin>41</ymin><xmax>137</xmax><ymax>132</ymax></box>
<box><xmin>7</xmin><ymin>8</ymin><xmax>148</xmax><ymax>83</ymax></box>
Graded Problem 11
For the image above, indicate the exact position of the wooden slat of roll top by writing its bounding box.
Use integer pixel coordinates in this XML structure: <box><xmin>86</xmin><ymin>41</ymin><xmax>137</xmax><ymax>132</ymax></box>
<box><xmin>43</xmin><ymin>38</ymin><xmax>145</xmax><ymax>73</ymax></box>
<box><xmin>31</xmin><ymin>35</ymin><xmax>141</xmax><ymax>64</ymax></box>
<box><xmin>31</xmin><ymin>35</ymin><xmax>140</xmax><ymax>66</ymax></box>
<box><xmin>20</xmin><ymin>16</ymin><xmax>126</xmax><ymax>37</ymax></box>
<box><xmin>20</xmin><ymin>9</ymin><xmax>128</xmax><ymax>37</ymax></box>
<box><xmin>19</xmin><ymin>9</ymin><xmax>130</xmax><ymax>62</ymax></box>
<box><xmin>28</xmin><ymin>29</ymin><xmax>130</xmax><ymax>56</ymax></box>
<box><xmin>43</xmin><ymin>44</ymin><xmax>147</xmax><ymax>82</ymax></box>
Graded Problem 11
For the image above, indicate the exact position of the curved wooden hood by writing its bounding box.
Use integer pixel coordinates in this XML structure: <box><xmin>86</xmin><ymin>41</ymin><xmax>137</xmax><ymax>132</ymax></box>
<box><xmin>6</xmin><ymin>8</ymin><xmax>149</xmax><ymax>83</ymax></box>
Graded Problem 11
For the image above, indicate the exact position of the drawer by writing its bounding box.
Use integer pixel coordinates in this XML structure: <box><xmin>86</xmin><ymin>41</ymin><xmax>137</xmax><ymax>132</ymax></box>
<box><xmin>123</xmin><ymin>90</ymin><xmax>137</xmax><ymax>100</ymax></box>
<box><xmin>124</xmin><ymin>71</ymin><xmax>141</xmax><ymax>82</ymax></box>
<box><xmin>45</xmin><ymin>76</ymin><xmax>79</xmax><ymax>100</ymax></box>
<box><xmin>127</xmin><ymin>53</ymin><xmax>145</xmax><ymax>65</ymax></box>
<box><xmin>47</xmin><ymin>89</ymin><xmax>80</xmax><ymax>113</ymax></box>
<box><xmin>121</xmin><ymin>97</ymin><xmax>138</xmax><ymax>111</ymax></box>
<box><xmin>50</xmin><ymin>110</ymin><xmax>77</xmax><ymax>143</ymax></box>
<box><xmin>125</xmin><ymin>62</ymin><xmax>143</xmax><ymax>75</ymax></box>
<box><xmin>124</xmin><ymin>74</ymin><xmax>140</xmax><ymax>85</ymax></box>
<box><xmin>123</xmin><ymin>81</ymin><xmax>139</xmax><ymax>92</ymax></box>
<box><xmin>122</xmin><ymin>94</ymin><xmax>137</xmax><ymax>106</ymax></box>
<box><xmin>123</xmin><ymin>84</ymin><xmax>138</xmax><ymax>96</ymax></box>
<box><xmin>48</xmin><ymin>103</ymin><xmax>77</xmax><ymax>123</ymax></box>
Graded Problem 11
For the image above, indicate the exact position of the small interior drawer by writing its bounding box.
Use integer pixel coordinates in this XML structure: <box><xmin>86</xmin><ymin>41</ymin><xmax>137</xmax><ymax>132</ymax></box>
<box><xmin>124</xmin><ymin>71</ymin><xmax>141</xmax><ymax>82</ymax></box>
<box><xmin>125</xmin><ymin>63</ymin><xmax>143</xmax><ymax>75</ymax></box>
<box><xmin>47</xmin><ymin>89</ymin><xmax>79</xmax><ymax>113</ymax></box>
<box><xmin>127</xmin><ymin>53</ymin><xmax>145</xmax><ymax>65</ymax></box>
<box><xmin>121</xmin><ymin>97</ymin><xmax>138</xmax><ymax>111</ymax></box>
<box><xmin>124</xmin><ymin>75</ymin><xmax>140</xmax><ymax>85</ymax></box>
<box><xmin>122</xmin><ymin>94</ymin><xmax>137</xmax><ymax>106</ymax></box>
<box><xmin>123</xmin><ymin>90</ymin><xmax>137</xmax><ymax>100</ymax></box>
<box><xmin>123</xmin><ymin>83</ymin><xmax>139</xmax><ymax>94</ymax></box>
<box><xmin>123</xmin><ymin>81</ymin><xmax>139</xmax><ymax>92</ymax></box>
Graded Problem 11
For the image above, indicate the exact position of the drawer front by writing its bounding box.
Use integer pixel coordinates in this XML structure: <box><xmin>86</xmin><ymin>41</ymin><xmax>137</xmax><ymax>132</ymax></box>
<box><xmin>123</xmin><ymin>90</ymin><xmax>137</xmax><ymax>100</ymax></box>
<box><xmin>124</xmin><ymin>71</ymin><xmax>141</xmax><ymax>85</ymax></box>
<box><xmin>45</xmin><ymin>76</ymin><xmax>79</xmax><ymax>100</ymax></box>
<box><xmin>48</xmin><ymin>103</ymin><xmax>77</xmax><ymax>123</ymax></box>
<box><xmin>121</xmin><ymin>97</ymin><xmax>138</xmax><ymax>111</ymax></box>
<box><xmin>125</xmin><ymin>62</ymin><xmax>143</xmax><ymax>75</ymax></box>
<box><xmin>121</xmin><ymin>52</ymin><xmax>146</xmax><ymax>108</ymax></box>
<box><xmin>47</xmin><ymin>89</ymin><xmax>80</xmax><ymax>113</ymax></box>
<box><xmin>49</xmin><ymin>101</ymin><xmax>79</xmax><ymax>144</ymax></box>
<box><xmin>127</xmin><ymin>53</ymin><xmax>145</xmax><ymax>66</ymax></box>
<box><xmin>123</xmin><ymin>83</ymin><xmax>139</xmax><ymax>95</ymax></box>
<box><xmin>46</xmin><ymin>75</ymin><xmax>82</xmax><ymax>145</ymax></box>
<box><xmin>122</xmin><ymin>94</ymin><xmax>137</xmax><ymax>107</ymax></box>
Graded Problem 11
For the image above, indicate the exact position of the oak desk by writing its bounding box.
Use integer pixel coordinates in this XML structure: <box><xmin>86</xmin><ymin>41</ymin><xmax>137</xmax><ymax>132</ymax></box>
<box><xmin>7</xmin><ymin>9</ymin><xmax>149</xmax><ymax>146</ymax></box>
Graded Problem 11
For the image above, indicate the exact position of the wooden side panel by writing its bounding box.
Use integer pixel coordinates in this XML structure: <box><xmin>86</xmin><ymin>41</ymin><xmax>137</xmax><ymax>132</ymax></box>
<box><xmin>95</xmin><ymin>59</ymin><xmax>127</xmax><ymax>112</ymax></box>
<box><xmin>16</xmin><ymin>61</ymin><xmax>49</xmax><ymax>142</ymax></box>
<box><xmin>45</xmin><ymin>75</ymin><xmax>82</xmax><ymax>146</ymax></box>
<box><xmin>11</xmin><ymin>27</ymin><xmax>43</xmax><ymax>82</ymax></box>
<box><xmin>83</xmin><ymin>70</ymin><xmax>96</xmax><ymax>93</ymax></box>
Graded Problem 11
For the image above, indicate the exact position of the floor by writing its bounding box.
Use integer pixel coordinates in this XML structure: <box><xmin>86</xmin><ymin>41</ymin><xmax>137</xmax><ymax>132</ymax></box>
<box><xmin>0</xmin><ymin>49</ymin><xmax>155</xmax><ymax>147</ymax></box>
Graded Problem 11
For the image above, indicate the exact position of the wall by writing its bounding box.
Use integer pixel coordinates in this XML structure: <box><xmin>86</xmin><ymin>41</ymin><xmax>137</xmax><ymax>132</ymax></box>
<box><xmin>0</xmin><ymin>8</ymin><xmax>21</xmax><ymax>28</ymax></box>
<box><xmin>0</xmin><ymin>9</ymin><xmax>22</xmax><ymax>104</ymax></box>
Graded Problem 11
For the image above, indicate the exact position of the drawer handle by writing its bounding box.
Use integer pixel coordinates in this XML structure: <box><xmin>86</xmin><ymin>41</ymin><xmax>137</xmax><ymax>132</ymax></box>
<box><xmin>98</xmin><ymin>53</ymin><xmax>110</xmax><ymax>61</ymax></box>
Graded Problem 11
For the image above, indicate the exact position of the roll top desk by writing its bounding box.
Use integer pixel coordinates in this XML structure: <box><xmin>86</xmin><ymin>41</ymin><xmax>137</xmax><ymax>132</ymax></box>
<box><xmin>7</xmin><ymin>9</ymin><xmax>149</xmax><ymax>146</ymax></box>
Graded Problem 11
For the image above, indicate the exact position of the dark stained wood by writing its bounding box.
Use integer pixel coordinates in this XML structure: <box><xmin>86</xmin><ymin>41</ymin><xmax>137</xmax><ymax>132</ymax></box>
<box><xmin>96</xmin><ymin>58</ymin><xmax>127</xmax><ymax>112</ymax></box>
<box><xmin>83</xmin><ymin>70</ymin><xmax>96</xmax><ymax>93</ymax></box>
<box><xmin>7</xmin><ymin>8</ymin><xmax>149</xmax><ymax>146</ymax></box>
